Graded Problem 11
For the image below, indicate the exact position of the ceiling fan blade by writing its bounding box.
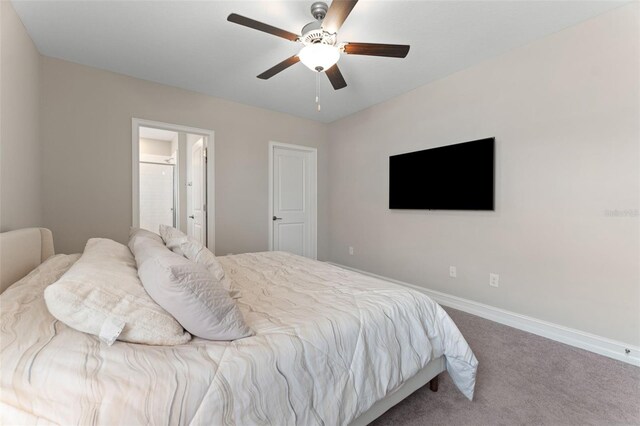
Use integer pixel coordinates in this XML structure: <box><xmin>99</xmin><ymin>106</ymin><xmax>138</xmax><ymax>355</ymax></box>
<box><xmin>257</xmin><ymin>55</ymin><xmax>300</xmax><ymax>80</ymax></box>
<box><xmin>325</xmin><ymin>64</ymin><xmax>347</xmax><ymax>90</ymax></box>
<box><xmin>322</xmin><ymin>0</ymin><xmax>358</xmax><ymax>33</ymax></box>
<box><xmin>343</xmin><ymin>42</ymin><xmax>410</xmax><ymax>58</ymax></box>
<box><xmin>227</xmin><ymin>13</ymin><xmax>299</xmax><ymax>41</ymax></box>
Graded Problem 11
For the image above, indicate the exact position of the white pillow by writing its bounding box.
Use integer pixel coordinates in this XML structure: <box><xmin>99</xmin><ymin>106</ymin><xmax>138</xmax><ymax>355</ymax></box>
<box><xmin>159</xmin><ymin>225</ymin><xmax>226</xmax><ymax>282</ymax></box>
<box><xmin>44</xmin><ymin>238</ymin><xmax>191</xmax><ymax>346</ymax></box>
<box><xmin>130</xmin><ymin>236</ymin><xmax>253</xmax><ymax>341</ymax></box>
<box><xmin>157</xmin><ymin>224</ymin><xmax>187</xmax><ymax>256</ymax></box>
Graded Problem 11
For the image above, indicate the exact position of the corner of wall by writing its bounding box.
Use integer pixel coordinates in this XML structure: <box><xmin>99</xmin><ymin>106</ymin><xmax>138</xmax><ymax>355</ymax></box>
<box><xmin>0</xmin><ymin>0</ymin><xmax>44</xmax><ymax>232</ymax></box>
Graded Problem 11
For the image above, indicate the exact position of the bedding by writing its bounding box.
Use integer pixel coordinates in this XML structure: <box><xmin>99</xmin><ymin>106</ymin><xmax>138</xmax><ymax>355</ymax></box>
<box><xmin>129</xmin><ymin>226</ymin><xmax>164</xmax><ymax>244</ymax></box>
<box><xmin>1</xmin><ymin>250</ymin><xmax>477</xmax><ymax>425</ymax></box>
<box><xmin>130</xmin><ymin>235</ymin><xmax>252</xmax><ymax>340</ymax></box>
<box><xmin>159</xmin><ymin>224</ymin><xmax>188</xmax><ymax>255</ymax></box>
<box><xmin>43</xmin><ymin>238</ymin><xmax>191</xmax><ymax>345</ymax></box>
<box><xmin>160</xmin><ymin>224</ymin><xmax>226</xmax><ymax>282</ymax></box>
<box><xmin>160</xmin><ymin>225</ymin><xmax>236</xmax><ymax>295</ymax></box>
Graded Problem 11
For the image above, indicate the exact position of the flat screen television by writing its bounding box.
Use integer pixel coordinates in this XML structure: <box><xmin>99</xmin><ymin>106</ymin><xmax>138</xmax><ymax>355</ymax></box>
<box><xmin>389</xmin><ymin>137</ymin><xmax>495</xmax><ymax>210</ymax></box>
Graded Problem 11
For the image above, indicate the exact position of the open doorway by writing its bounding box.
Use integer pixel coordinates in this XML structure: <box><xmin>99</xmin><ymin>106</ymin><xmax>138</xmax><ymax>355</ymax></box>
<box><xmin>132</xmin><ymin>119</ymin><xmax>215</xmax><ymax>250</ymax></box>
<box><xmin>138</xmin><ymin>127</ymin><xmax>178</xmax><ymax>233</ymax></box>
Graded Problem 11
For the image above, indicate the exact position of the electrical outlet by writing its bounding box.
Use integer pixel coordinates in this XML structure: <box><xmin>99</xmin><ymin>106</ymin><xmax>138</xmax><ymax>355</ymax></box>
<box><xmin>348</xmin><ymin>246</ymin><xmax>354</xmax><ymax>255</ymax></box>
<box><xmin>489</xmin><ymin>273</ymin><xmax>499</xmax><ymax>288</ymax></box>
<box><xmin>449</xmin><ymin>266</ymin><xmax>457</xmax><ymax>278</ymax></box>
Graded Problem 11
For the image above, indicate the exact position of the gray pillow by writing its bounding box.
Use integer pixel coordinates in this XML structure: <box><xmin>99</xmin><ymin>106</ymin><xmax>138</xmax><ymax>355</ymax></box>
<box><xmin>130</xmin><ymin>237</ymin><xmax>253</xmax><ymax>341</ymax></box>
<box><xmin>129</xmin><ymin>227</ymin><xmax>163</xmax><ymax>242</ymax></box>
<box><xmin>128</xmin><ymin>227</ymin><xmax>164</xmax><ymax>252</ymax></box>
<box><xmin>129</xmin><ymin>231</ymin><xmax>167</xmax><ymax>268</ymax></box>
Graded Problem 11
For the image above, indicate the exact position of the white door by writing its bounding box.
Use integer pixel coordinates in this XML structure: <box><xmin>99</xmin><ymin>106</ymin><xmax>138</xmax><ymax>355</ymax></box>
<box><xmin>270</xmin><ymin>144</ymin><xmax>317</xmax><ymax>258</ymax></box>
<box><xmin>188</xmin><ymin>138</ymin><xmax>206</xmax><ymax>244</ymax></box>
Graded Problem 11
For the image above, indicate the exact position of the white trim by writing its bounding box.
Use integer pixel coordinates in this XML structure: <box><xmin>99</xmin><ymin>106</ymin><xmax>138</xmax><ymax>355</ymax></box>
<box><xmin>268</xmin><ymin>141</ymin><xmax>318</xmax><ymax>260</ymax></box>
<box><xmin>328</xmin><ymin>262</ymin><xmax>640</xmax><ymax>367</ymax></box>
<box><xmin>132</xmin><ymin>118</ymin><xmax>216</xmax><ymax>252</ymax></box>
<box><xmin>132</xmin><ymin>120</ymin><xmax>141</xmax><ymax>228</ymax></box>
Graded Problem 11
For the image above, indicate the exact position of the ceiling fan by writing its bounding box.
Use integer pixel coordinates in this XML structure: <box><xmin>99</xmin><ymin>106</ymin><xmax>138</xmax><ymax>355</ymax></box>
<box><xmin>227</xmin><ymin>0</ymin><xmax>410</xmax><ymax>91</ymax></box>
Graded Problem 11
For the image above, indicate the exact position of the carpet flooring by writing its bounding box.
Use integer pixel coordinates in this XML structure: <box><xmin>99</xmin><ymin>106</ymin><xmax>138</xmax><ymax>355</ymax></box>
<box><xmin>372</xmin><ymin>308</ymin><xmax>640</xmax><ymax>426</ymax></box>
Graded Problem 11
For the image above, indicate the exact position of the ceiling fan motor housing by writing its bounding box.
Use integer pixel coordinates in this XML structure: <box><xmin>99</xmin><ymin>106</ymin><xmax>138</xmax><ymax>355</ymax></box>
<box><xmin>302</xmin><ymin>2</ymin><xmax>337</xmax><ymax>46</ymax></box>
<box><xmin>300</xmin><ymin>28</ymin><xmax>337</xmax><ymax>47</ymax></box>
<box><xmin>310</xmin><ymin>2</ymin><xmax>329</xmax><ymax>20</ymax></box>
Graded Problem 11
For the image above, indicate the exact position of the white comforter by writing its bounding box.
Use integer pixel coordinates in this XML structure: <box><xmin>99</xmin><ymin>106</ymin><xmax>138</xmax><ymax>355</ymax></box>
<box><xmin>1</xmin><ymin>251</ymin><xmax>477</xmax><ymax>425</ymax></box>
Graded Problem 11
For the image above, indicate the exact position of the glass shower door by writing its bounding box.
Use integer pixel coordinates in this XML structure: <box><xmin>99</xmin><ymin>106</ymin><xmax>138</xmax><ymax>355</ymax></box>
<box><xmin>139</xmin><ymin>162</ymin><xmax>175</xmax><ymax>233</ymax></box>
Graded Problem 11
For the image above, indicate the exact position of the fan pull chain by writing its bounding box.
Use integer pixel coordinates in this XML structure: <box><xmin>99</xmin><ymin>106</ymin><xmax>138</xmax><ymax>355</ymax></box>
<box><xmin>315</xmin><ymin>71</ymin><xmax>321</xmax><ymax>112</ymax></box>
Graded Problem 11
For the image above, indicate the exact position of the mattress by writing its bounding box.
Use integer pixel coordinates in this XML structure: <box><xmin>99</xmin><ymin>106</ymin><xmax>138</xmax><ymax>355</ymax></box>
<box><xmin>1</xmin><ymin>251</ymin><xmax>478</xmax><ymax>425</ymax></box>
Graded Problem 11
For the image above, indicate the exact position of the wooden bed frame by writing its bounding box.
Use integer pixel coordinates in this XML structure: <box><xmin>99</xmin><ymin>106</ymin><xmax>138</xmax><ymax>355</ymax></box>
<box><xmin>0</xmin><ymin>227</ymin><xmax>444</xmax><ymax>425</ymax></box>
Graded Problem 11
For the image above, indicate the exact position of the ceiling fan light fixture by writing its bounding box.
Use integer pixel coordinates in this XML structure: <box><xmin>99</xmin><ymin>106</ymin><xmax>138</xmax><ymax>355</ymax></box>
<box><xmin>299</xmin><ymin>44</ymin><xmax>340</xmax><ymax>72</ymax></box>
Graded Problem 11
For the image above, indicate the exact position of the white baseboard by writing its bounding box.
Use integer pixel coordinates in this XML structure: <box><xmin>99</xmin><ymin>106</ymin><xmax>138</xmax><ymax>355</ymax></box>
<box><xmin>328</xmin><ymin>262</ymin><xmax>640</xmax><ymax>367</ymax></box>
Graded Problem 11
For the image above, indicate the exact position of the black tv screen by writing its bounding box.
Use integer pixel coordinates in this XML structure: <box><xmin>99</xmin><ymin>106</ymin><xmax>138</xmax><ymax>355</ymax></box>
<box><xmin>389</xmin><ymin>138</ymin><xmax>495</xmax><ymax>210</ymax></box>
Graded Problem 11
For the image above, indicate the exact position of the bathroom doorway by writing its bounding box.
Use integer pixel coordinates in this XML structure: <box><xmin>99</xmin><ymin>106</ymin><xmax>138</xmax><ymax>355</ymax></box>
<box><xmin>138</xmin><ymin>127</ymin><xmax>178</xmax><ymax>233</ymax></box>
<box><xmin>132</xmin><ymin>119</ymin><xmax>215</xmax><ymax>250</ymax></box>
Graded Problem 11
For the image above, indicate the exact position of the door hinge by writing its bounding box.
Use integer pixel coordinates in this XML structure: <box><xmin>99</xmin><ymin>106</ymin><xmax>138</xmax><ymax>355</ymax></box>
<box><xmin>204</xmin><ymin>148</ymin><xmax>208</xmax><ymax>162</ymax></box>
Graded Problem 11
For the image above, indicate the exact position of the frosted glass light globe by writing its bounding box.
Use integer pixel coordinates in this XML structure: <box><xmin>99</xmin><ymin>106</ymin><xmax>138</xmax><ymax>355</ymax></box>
<box><xmin>299</xmin><ymin>44</ymin><xmax>340</xmax><ymax>72</ymax></box>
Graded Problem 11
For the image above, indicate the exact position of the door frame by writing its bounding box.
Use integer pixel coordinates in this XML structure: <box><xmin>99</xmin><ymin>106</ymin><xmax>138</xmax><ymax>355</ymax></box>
<box><xmin>268</xmin><ymin>141</ymin><xmax>317</xmax><ymax>259</ymax></box>
<box><xmin>132</xmin><ymin>118</ymin><xmax>215</xmax><ymax>251</ymax></box>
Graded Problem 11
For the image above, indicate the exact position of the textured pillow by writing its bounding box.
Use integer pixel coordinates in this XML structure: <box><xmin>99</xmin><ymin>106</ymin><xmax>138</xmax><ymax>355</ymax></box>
<box><xmin>157</xmin><ymin>224</ymin><xmax>186</xmax><ymax>256</ymax></box>
<box><xmin>130</xmin><ymin>237</ymin><xmax>253</xmax><ymax>341</ymax></box>
<box><xmin>44</xmin><ymin>238</ymin><xmax>191</xmax><ymax>345</ymax></box>
<box><xmin>159</xmin><ymin>225</ymin><xmax>226</xmax><ymax>282</ymax></box>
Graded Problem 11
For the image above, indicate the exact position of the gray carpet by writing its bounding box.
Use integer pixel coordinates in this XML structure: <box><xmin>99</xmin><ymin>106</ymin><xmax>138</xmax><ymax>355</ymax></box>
<box><xmin>373</xmin><ymin>308</ymin><xmax>640</xmax><ymax>426</ymax></box>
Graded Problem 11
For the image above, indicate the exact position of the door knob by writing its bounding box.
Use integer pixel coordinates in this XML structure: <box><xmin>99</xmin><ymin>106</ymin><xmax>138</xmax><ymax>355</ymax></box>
<box><xmin>272</xmin><ymin>216</ymin><xmax>282</xmax><ymax>221</ymax></box>
<box><xmin>189</xmin><ymin>215</ymin><xmax>195</xmax><ymax>219</ymax></box>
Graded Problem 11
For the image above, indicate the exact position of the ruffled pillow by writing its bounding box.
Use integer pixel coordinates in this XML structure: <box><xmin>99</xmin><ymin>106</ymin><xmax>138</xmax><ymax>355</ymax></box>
<box><xmin>159</xmin><ymin>225</ymin><xmax>230</xmax><ymax>290</ymax></box>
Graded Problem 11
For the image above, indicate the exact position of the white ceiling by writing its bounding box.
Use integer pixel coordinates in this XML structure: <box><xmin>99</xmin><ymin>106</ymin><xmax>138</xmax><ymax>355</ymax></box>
<box><xmin>13</xmin><ymin>0</ymin><xmax>628</xmax><ymax>123</ymax></box>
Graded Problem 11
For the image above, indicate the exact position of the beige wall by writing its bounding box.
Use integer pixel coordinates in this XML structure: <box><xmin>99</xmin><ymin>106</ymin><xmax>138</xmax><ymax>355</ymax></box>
<box><xmin>40</xmin><ymin>57</ymin><xmax>329</xmax><ymax>258</ymax></box>
<box><xmin>327</xmin><ymin>4</ymin><xmax>639</xmax><ymax>345</ymax></box>
<box><xmin>0</xmin><ymin>1</ymin><xmax>42</xmax><ymax>231</ymax></box>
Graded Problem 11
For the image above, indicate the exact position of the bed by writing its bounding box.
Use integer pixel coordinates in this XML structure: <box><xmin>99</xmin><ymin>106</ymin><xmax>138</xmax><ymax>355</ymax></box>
<box><xmin>0</xmin><ymin>228</ymin><xmax>478</xmax><ymax>425</ymax></box>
